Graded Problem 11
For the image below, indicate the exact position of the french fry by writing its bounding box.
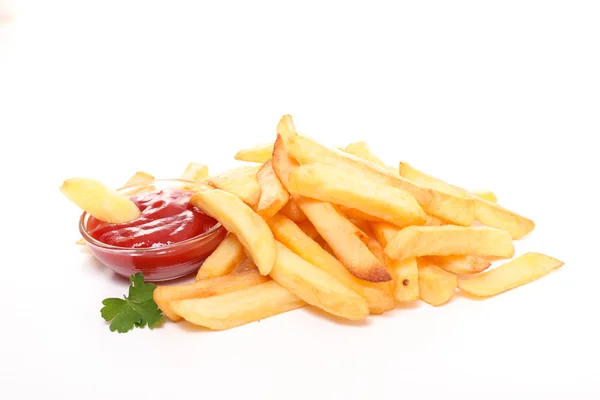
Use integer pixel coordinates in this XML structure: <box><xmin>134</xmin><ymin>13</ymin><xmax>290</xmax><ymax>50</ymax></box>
<box><xmin>298</xmin><ymin>198</ymin><xmax>392</xmax><ymax>282</ymax></box>
<box><xmin>343</xmin><ymin>144</ymin><xmax>441</xmax><ymax>228</ymax></box>
<box><xmin>170</xmin><ymin>280</ymin><xmax>305</xmax><ymax>330</ymax></box>
<box><xmin>234</xmin><ymin>143</ymin><xmax>274</xmax><ymax>163</ymax></box>
<box><xmin>280</xmin><ymin>199</ymin><xmax>307</xmax><ymax>222</ymax></box>
<box><xmin>341</xmin><ymin>142</ymin><xmax>402</xmax><ymax>184</ymax></box>
<box><xmin>363</xmin><ymin>236</ymin><xmax>417</xmax><ymax>303</ymax></box>
<box><xmin>342</xmin><ymin>141</ymin><xmax>387</xmax><ymax>168</ymax></box>
<box><xmin>370</xmin><ymin>222</ymin><xmax>419</xmax><ymax>301</ymax></box>
<box><xmin>338</xmin><ymin>206</ymin><xmax>387</xmax><ymax>223</ymax></box>
<box><xmin>384</xmin><ymin>225</ymin><xmax>515</xmax><ymax>261</ymax></box>
<box><xmin>390</xmin><ymin>257</ymin><xmax>420</xmax><ymax>302</ymax></box>
<box><xmin>471</xmin><ymin>189</ymin><xmax>497</xmax><ymax>203</ymax></box>
<box><xmin>60</xmin><ymin>178</ymin><xmax>141</xmax><ymax>223</ymax></box>
<box><xmin>271</xmin><ymin>134</ymin><xmax>299</xmax><ymax>188</ymax></box>
<box><xmin>276</xmin><ymin>114</ymin><xmax>296</xmax><ymax>141</ymax></box>
<box><xmin>272</xmin><ymin>136</ymin><xmax>392</xmax><ymax>282</ymax></box>
<box><xmin>288</xmin><ymin>163</ymin><xmax>427</xmax><ymax>228</ymax></box>
<box><xmin>417</xmin><ymin>258</ymin><xmax>457</xmax><ymax>306</ymax></box>
<box><xmin>285</xmin><ymin>132</ymin><xmax>476</xmax><ymax>226</ymax></box>
<box><xmin>196</xmin><ymin>233</ymin><xmax>246</xmax><ymax>280</ymax></box>
<box><xmin>371</xmin><ymin>221</ymin><xmax>402</xmax><ymax>247</ymax></box>
<box><xmin>270</xmin><ymin>242</ymin><xmax>369</xmax><ymax>320</ymax></box>
<box><xmin>425</xmin><ymin>255</ymin><xmax>491</xmax><ymax>275</ymax></box>
<box><xmin>458</xmin><ymin>253</ymin><xmax>564</xmax><ymax>297</ymax></box>
<box><xmin>181</xmin><ymin>163</ymin><xmax>209</xmax><ymax>181</ymax></box>
<box><xmin>154</xmin><ymin>269</ymin><xmax>270</xmax><ymax>321</ymax></box>
<box><xmin>268</xmin><ymin>214</ymin><xmax>394</xmax><ymax>314</ymax></box>
<box><xmin>74</xmin><ymin>172</ymin><xmax>156</xmax><ymax>242</ymax></box>
<box><xmin>125</xmin><ymin>171</ymin><xmax>155</xmax><ymax>186</ymax></box>
<box><xmin>364</xmin><ymin>239</ymin><xmax>391</xmax><ymax>278</ymax></box>
<box><xmin>207</xmin><ymin>166</ymin><xmax>261</xmax><ymax>206</ymax></box>
<box><xmin>254</xmin><ymin>160</ymin><xmax>289</xmax><ymax>217</ymax></box>
<box><xmin>398</xmin><ymin>162</ymin><xmax>534</xmax><ymax>239</ymax></box>
<box><xmin>296</xmin><ymin>219</ymin><xmax>319</xmax><ymax>240</ymax></box>
<box><xmin>190</xmin><ymin>189</ymin><xmax>276</xmax><ymax>276</ymax></box>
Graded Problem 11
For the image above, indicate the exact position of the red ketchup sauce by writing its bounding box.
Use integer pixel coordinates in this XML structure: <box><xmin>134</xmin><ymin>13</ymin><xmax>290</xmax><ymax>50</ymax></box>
<box><xmin>84</xmin><ymin>188</ymin><xmax>226</xmax><ymax>281</ymax></box>
<box><xmin>87</xmin><ymin>189</ymin><xmax>217</xmax><ymax>248</ymax></box>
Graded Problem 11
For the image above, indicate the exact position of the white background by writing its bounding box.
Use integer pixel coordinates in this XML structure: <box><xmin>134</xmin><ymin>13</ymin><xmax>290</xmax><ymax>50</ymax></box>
<box><xmin>1</xmin><ymin>1</ymin><xmax>599</xmax><ymax>399</ymax></box>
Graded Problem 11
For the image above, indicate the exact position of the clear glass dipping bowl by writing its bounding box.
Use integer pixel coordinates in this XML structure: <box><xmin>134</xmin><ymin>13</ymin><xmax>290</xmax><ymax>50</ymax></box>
<box><xmin>79</xmin><ymin>179</ymin><xmax>226</xmax><ymax>282</ymax></box>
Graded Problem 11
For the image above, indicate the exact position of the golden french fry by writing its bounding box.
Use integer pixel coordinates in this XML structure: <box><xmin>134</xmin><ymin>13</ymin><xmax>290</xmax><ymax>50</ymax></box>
<box><xmin>425</xmin><ymin>255</ymin><xmax>491</xmax><ymax>275</ymax></box>
<box><xmin>371</xmin><ymin>222</ymin><xmax>490</xmax><ymax>282</ymax></box>
<box><xmin>270</xmin><ymin>242</ymin><xmax>369</xmax><ymax>320</ymax></box>
<box><xmin>369</xmin><ymin>222</ymin><xmax>419</xmax><ymax>301</ymax></box>
<box><xmin>458</xmin><ymin>252</ymin><xmax>564</xmax><ymax>297</ymax></box>
<box><xmin>390</xmin><ymin>257</ymin><xmax>419</xmax><ymax>302</ymax></box>
<box><xmin>280</xmin><ymin>199</ymin><xmax>307</xmax><ymax>222</ymax></box>
<box><xmin>254</xmin><ymin>160</ymin><xmax>289</xmax><ymax>217</ymax></box>
<box><xmin>181</xmin><ymin>163</ymin><xmax>209</xmax><ymax>181</ymax></box>
<box><xmin>344</xmin><ymin>143</ymin><xmax>439</xmax><ymax>231</ymax></box>
<box><xmin>234</xmin><ymin>143</ymin><xmax>274</xmax><ymax>163</ymax></box>
<box><xmin>385</xmin><ymin>225</ymin><xmax>515</xmax><ymax>261</ymax></box>
<box><xmin>154</xmin><ymin>269</ymin><xmax>270</xmax><ymax>321</ymax></box>
<box><xmin>73</xmin><ymin>172</ymin><xmax>155</xmax><ymax>242</ymax></box>
<box><xmin>338</xmin><ymin>206</ymin><xmax>387</xmax><ymax>223</ymax></box>
<box><xmin>125</xmin><ymin>171</ymin><xmax>155</xmax><ymax>186</ymax></box>
<box><xmin>398</xmin><ymin>162</ymin><xmax>534</xmax><ymax>239</ymax></box>
<box><xmin>342</xmin><ymin>141</ymin><xmax>387</xmax><ymax>168</ymax></box>
<box><xmin>417</xmin><ymin>258</ymin><xmax>457</xmax><ymax>306</ymax></box>
<box><xmin>371</xmin><ymin>221</ymin><xmax>401</xmax><ymax>247</ymax></box>
<box><xmin>170</xmin><ymin>280</ymin><xmax>305</xmax><ymax>330</ymax></box>
<box><xmin>268</xmin><ymin>214</ymin><xmax>394</xmax><ymax>314</ymax></box>
<box><xmin>272</xmin><ymin>135</ymin><xmax>391</xmax><ymax>282</ymax></box>
<box><xmin>60</xmin><ymin>178</ymin><xmax>140</xmax><ymax>223</ymax></box>
<box><xmin>362</xmin><ymin>232</ymin><xmax>385</xmax><ymax>263</ymax></box>
<box><xmin>471</xmin><ymin>189</ymin><xmax>497</xmax><ymax>203</ymax></box>
<box><xmin>207</xmin><ymin>166</ymin><xmax>261</xmax><ymax>206</ymax></box>
<box><xmin>288</xmin><ymin>163</ymin><xmax>426</xmax><ymax>228</ymax></box>
<box><xmin>299</xmin><ymin>198</ymin><xmax>392</xmax><ymax>282</ymax></box>
<box><xmin>271</xmin><ymin>134</ymin><xmax>298</xmax><ymax>188</ymax></box>
<box><xmin>363</xmin><ymin>236</ymin><xmax>417</xmax><ymax>304</ymax></box>
<box><xmin>296</xmin><ymin>219</ymin><xmax>319</xmax><ymax>240</ymax></box>
<box><xmin>196</xmin><ymin>233</ymin><xmax>246</xmax><ymax>280</ymax></box>
<box><xmin>285</xmin><ymin>132</ymin><xmax>476</xmax><ymax>226</ymax></box>
<box><xmin>341</xmin><ymin>142</ymin><xmax>402</xmax><ymax>184</ymax></box>
<box><xmin>190</xmin><ymin>189</ymin><xmax>276</xmax><ymax>276</ymax></box>
<box><xmin>276</xmin><ymin>114</ymin><xmax>296</xmax><ymax>141</ymax></box>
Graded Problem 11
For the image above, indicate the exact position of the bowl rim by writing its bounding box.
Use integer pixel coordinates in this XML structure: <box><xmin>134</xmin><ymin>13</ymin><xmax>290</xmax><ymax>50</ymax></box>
<box><xmin>79</xmin><ymin>178</ymin><xmax>224</xmax><ymax>253</ymax></box>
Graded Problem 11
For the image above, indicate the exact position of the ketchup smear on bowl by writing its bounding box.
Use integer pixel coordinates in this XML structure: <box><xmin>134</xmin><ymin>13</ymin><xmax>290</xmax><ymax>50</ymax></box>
<box><xmin>83</xmin><ymin>188</ymin><xmax>226</xmax><ymax>282</ymax></box>
<box><xmin>87</xmin><ymin>189</ymin><xmax>217</xmax><ymax>248</ymax></box>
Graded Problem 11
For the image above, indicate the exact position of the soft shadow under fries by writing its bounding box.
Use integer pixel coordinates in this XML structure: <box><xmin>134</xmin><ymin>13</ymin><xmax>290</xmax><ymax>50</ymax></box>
<box><xmin>394</xmin><ymin>301</ymin><xmax>423</xmax><ymax>311</ymax></box>
<box><xmin>455</xmin><ymin>291</ymin><xmax>488</xmax><ymax>302</ymax></box>
<box><xmin>177</xmin><ymin>320</ymin><xmax>220</xmax><ymax>333</ymax></box>
<box><xmin>304</xmin><ymin>306</ymin><xmax>371</xmax><ymax>327</ymax></box>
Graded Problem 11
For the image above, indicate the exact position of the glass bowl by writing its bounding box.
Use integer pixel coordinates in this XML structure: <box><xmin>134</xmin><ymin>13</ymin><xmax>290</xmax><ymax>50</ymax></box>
<box><xmin>79</xmin><ymin>179</ymin><xmax>226</xmax><ymax>282</ymax></box>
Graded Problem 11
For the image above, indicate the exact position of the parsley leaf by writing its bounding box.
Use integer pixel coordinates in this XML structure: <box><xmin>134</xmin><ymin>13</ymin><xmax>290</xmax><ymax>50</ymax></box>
<box><xmin>100</xmin><ymin>273</ymin><xmax>163</xmax><ymax>333</ymax></box>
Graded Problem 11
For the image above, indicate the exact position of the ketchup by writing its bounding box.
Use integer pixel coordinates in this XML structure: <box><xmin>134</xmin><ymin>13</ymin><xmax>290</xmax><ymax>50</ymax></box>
<box><xmin>87</xmin><ymin>189</ymin><xmax>217</xmax><ymax>248</ymax></box>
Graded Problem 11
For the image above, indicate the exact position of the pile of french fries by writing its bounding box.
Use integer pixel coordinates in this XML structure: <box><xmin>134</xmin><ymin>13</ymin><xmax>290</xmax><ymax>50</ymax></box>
<box><xmin>148</xmin><ymin>115</ymin><xmax>564</xmax><ymax>330</ymax></box>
